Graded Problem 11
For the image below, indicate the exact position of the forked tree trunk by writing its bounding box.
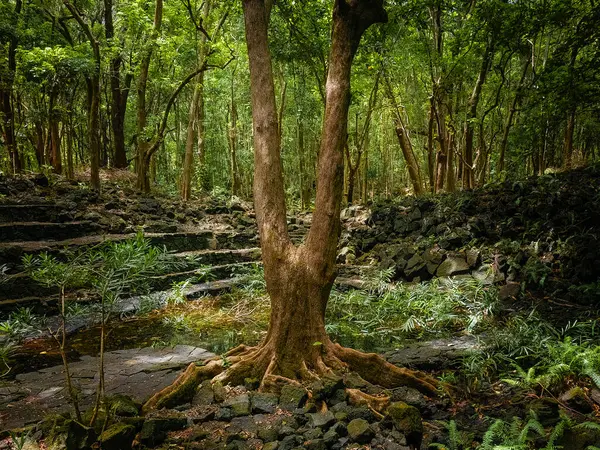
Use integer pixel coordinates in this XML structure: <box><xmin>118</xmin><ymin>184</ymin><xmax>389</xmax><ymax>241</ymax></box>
<box><xmin>144</xmin><ymin>0</ymin><xmax>437</xmax><ymax>413</ymax></box>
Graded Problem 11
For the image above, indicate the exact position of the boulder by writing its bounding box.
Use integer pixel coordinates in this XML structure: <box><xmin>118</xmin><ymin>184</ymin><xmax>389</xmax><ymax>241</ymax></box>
<box><xmin>139</xmin><ymin>416</ymin><xmax>188</xmax><ymax>446</ymax></box>
<box><xmin>386</xmin><ymin>402</ymin><xmax>423</xmax><ymax>448</ymax></box>
<box><xmin>347</xmin><ymin>418</ymin><xmax>374</xmax><ymax>444</ymax></box>
<box><xmin>223</xmin><ymin>394</ymin><xmax>251</xmax><ymax>417</ymax></box>
<box><xmin>251</xmin><ymin>392</ymin><xmax>279</xmax><ymax>414</ymax></box>
<box><xmin>99</xmin><ymin>423</ymin><xmax>136</xmax><ymax>450</ymax></box>
<box><xmin>559</xmin><ymin>387</ymin><xmax>593</xmax><ymax>414</ymax></box>
<box><xmin>306</xmin><ymin>411</ymin><xmax>336</xmax><ymax>428</ymax></box>
<box><xmin>280</xmin><ymin>385</ymin><xmax>308</xmax><ymax>410</ymax></box>
<box><xmin>436</xmin><ymin>255</ymin><xmax>470</xmax><ymax>277</ymax></box>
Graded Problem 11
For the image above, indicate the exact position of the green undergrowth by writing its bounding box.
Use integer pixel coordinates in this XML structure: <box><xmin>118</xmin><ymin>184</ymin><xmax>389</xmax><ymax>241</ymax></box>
<box><xmin>433</xmin><ymin>413</ymin><xmax>600</xmax><ymax>450</ymax></box>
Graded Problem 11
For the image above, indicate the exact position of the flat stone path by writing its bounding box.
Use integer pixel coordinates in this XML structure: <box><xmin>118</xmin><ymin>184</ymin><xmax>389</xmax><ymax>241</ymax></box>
<box><xmin>0</xmin><ymin>345</ymin><xmax>215</xmax><ymax>431</ymax></box>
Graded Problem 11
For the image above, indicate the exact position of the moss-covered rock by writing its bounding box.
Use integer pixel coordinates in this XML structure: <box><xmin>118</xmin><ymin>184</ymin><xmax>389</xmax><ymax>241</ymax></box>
<box><xmin>347</xmin><ymin>418</ymin><xmax>374</xmax><ymax>444</ymax></box>
<box><xmin>139</xmin><ymin>416</ymin><xmax>188</xmax><ymax>446</ymax></box>
<box><xmin>99</xmin><ymin>423</ymin><xmax>136</xmax><ymax>449</ymax></box>
<box><xmin>107</xmin><ymin>394</ymin><xmax>140</xmax><ymax>417</ymax></box>
<box><xmin>386</xmin><ymin>402</ymin><xmax>422</xmax><ymax>448</ymax></box>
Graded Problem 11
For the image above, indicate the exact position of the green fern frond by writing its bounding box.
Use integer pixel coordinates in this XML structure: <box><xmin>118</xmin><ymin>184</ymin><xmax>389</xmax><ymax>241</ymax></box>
<box><xmin>480</xmin><ymin>419</ymin><xmax>505</xmax><ymax>450</ymax></box>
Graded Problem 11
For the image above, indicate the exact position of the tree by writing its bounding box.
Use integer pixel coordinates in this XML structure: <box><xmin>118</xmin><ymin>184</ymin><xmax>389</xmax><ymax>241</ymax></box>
<box><xmin>143</xmin><ymin>0</ymin><xmax>437</xmax><ymax>412</ymax></box>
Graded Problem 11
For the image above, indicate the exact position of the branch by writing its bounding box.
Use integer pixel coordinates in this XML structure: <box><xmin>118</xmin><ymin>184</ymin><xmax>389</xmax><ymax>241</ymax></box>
<box><xmin>146</xmin><ymin>56</ymin><xmax>235</xmax><ymax>159</ymax></box>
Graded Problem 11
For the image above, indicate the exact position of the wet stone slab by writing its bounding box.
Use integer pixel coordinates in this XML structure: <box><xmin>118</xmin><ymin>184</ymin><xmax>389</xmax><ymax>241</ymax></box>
<box><xmin>0</xmin><ymin>345</ymin><xmax>215</xmax><ymax>431</ymax></box>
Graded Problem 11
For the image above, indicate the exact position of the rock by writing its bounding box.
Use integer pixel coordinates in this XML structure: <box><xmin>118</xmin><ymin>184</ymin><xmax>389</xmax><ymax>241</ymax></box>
<box><xmin>390</xmin><ymin>387</ymin><xmax>427</xmax><ymax>410</ymax></box>
<box><xmin>499</xmin><ymin>281</ymin><xmax>521</xmax><ymax>299</ymax></box>
<box><xmin>436</xmin><ymin>255</ymin><xmax>470</xmax><ymax>277</ymax></box>
<box><xmin>280</xmin><ymin>385</ymin><xmax>308</xmax><ymax>410</ymax></box>
<box><xmin>591</xmin><ymin>388</ymin><xmax>600</xmax><ymax>406</ymax></box>
<box><xmin>258</xmin><ymin>426</ymin><xmax>279</xmax><ymax>442</ymax></box>
<box><xmin>263</xmin><ymin>442</ymin><xmax>279</xmax><ymax>450</ymax></box>
<box><xmin>193</xmin><ymin>382</ymin><xmax>215</xmax><ymax>406</ymax></box>
<box><xmin>404</xmin><ymin>254</ymin><xmax>426</xmax><ymax>279</ymax></box>
<box><xmin>386</xmin><ymin>402</ymin><xmax>423</xmax><ymax>448</ymax></box>
<box><xmin>33</xmin><ymin>173</ymin><xmax>49</xmax><ymax>187</ymax></box>
<box><xmin>279</xmin><ymin>434</ymin><xmax>303</xmax><ymax>450</ymax></box>
<box><xmin>107</xmin><ymin>394</ymin><xmax>140</xmax><ymax>417</ymax></box>
<box><xmin>526</xmin><ymin>398</ymin><xmax>560</xmax><ymax>426</ymax></box>
<box><xmin>466</xmin><ymin>249</ymin><xmax>480</xmax><ymax>267</ymax></box>
<box><xmin>213</xmin><ymin>380</ymin><xmax>227</xmax><ymax>402</ymax></box>
<box><xmin>347</xmin><ymin>406</ymin><xmax>379</xmax><ymax>423</ymax></box>
<box><xmin>347</xmin><ymin>419</ymin><xmax>374</xmax><ymax>444</ymax></box>
<box><xmin>304</xmin><ymin>428</ymin><xmax>323</xmax><ymax>440</ymax></box>
<box><xmin>304</xmin><ymin>439</ymin><xmax>327</xmax><ymax>450</ymax></box>
<box><xmin>306</xmin><ymin>411</ymin><xmax>336</xmax><ymax>428</ymax></box>
<box><xmin>559</xmin><ymin>387</ymin><xmax>593</xmax><ymax>414</ymax></box>
<box><xmin>558</xmin><ymin>426</ymin><xmax>600</xmax><ymax>450</ymax></box>
<box><xmin>223</xmin><ymin>394</ymin><xmax>251</xmax><ymax>417</ymax></box>
<box><xmin>215</xmin><ymin>407</ymin><xmax>233</xmax><ymax>421</ymax></box>
<box><xmin>139</xmin><ymin>417</ymin><xmax>188</xmax><ymax>446</ymax></box>
<box><xmin>251</xmin><ymin>392</ymin><xmax>279</xmax><ymax>414</ymax></box>
<box><xmin>309</xmin><ymin>375</ymin><xmax>345</xmax><ymax>401</ymax></box>
<box><xmin>472</xmin><ymin>264</ymin><xmax>495</xmax><ymax>285</ymax></box>
<box><xmin>99</xmin><ymin>423</ymin><xmax>136</xmax><ymax>450</ymax></box>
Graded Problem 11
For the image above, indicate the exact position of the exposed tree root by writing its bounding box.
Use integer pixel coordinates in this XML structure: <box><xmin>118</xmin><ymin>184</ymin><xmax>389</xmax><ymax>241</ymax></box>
<box><xmin>142</xmin><ymin>340</ymin><xmax>441</xmax><ymax>414</ymax></box>
<box><xmin>346</xmin><ymin>388</ymin><xmax>390</xmax><ymax>420</ymax></box>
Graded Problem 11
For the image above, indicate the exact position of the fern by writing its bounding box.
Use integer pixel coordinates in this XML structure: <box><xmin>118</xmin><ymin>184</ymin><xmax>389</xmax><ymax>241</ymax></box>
<box><xmin>519</xmin><ymin>416</ymin><xmax>545</xmax><ymax>444</ymax></box>
<box><xmin>480</xmin><ymin>419</ymin><xmax>505</xmax><ymax>450</ymax></box>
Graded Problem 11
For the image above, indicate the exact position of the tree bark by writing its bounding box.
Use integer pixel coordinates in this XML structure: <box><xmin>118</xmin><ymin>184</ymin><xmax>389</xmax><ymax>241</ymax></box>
<box><xmin>383</xmin><ymin>71</ymin><xmax>422</xmax><ymax>195</ymax></box>
<box><xmin>144</xmin><ymin>1</ymin><xmax>439</xmax><ymax>413</ymax></box>
<box><xmin>227</xmin><ymin>73</ymin><xmax>242</xmax><ymax>196</ymax></box>
<box><xmin>498</xmin><ymin>56</ymin><xmax>530</xmax><ymax>175</ymax></box>
<box><xmin>136</xmin><ymin>0</ymin><xmax>163</xmax><ymax>192</ymax></box>
<box><xmin>181</xmin><ymin>0</ymin><xmax>213</xmax><ymax>200</ymax></box>
<box><xmin>0</xmin><ymin>0</ymin><xmax>22</xmax><ymax>173</ymax></box>
<box><xmin>105</xmin><ymin>0</ymin><xmax>130</xmax><ymax>169</ymax></box>
<box><xmin>63</xmin><ymin>0</ymin><xmax>101</xmax><ymax>190</ymax></box>
<box><xmin>464</xmin><ymin>39</ymin><xmax>494</xmax><ymax>189</ymax></box>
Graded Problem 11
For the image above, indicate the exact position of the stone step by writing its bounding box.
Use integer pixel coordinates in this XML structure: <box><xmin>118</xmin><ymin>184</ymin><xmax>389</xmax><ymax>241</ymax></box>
<box><xmin>174</xmin><ymin>247</ymin><xmax>262</xmax><ymax>265</ymax></box>
<box><xmin>0</xmin><ymin>204</ymin><xmax>75</xmax><ymax>224</ymax></box>
<box><xmin>0</xmin><ymin>221</ymin><xmax>102</xmax><ymax>243</ymax></box>
<box><xmin>0</xmin><ymin>230</ymin><xmax>259</xmax><ymax>267</ymax></box>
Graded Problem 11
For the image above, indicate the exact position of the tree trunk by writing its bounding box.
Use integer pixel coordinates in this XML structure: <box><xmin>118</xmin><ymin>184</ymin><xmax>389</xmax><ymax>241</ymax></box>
<box><xmin>563</xmin><ymin>108</ymin><xmax>576</xmax><ymax>169</ymax></box>
<box><xmin>181</xmin><ymin>0</ymin><xmax>211</xmax><ymax>200</ymax></box>
<box><xmin>136</xmin><ymin>0</ymin><xmax>163</xmax><ymax>192</ymax></box>
<box><xmin>144</xmin><ymin>0</ymin><xmax>438</xmax><ymax>414</ymax></box>
<box><xmin>464</xmin><ymin>39</ymin><xmax>494</xmax><ymax>189</ymax></box>
<box><xmin>0</xmin><ymin>0</ymin><xmax>22</xmax><ymax>174</ymax></box>
<box><xmin>498</xmin><ymin>56</ymin><xmax>530</xmax><ymax>175</ymax></box>
<box><xmin>382</xmin><ymin>72</ymin><xmax>422</xmax><ymax>195</ymax></box>
<box><xmin>228</xmin><ymin>73</ymin><xmax>241</xmax><ymax>196</ymax></box>
<box><xmin>105</xmin><ymin>0</ymin><xmax>129</xmax><ymax>169</ymax></box>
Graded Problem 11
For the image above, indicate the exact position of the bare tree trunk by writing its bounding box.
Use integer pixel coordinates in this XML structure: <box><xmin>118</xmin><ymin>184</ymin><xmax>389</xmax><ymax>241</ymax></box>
<box><xmin>64</xmin><ymin>0</ymin><xmax>101</xmax><ymax>190</ymax></box>
<box><xmin>105</xmin><ymin>0</ymin><xmax>130</xmax><ymax>169</ymax></box>
<box><xmin>498</xmin><ymin>56</ymin><xmax>530</xmax><ymax>175</ymax></box>
<box><xmin>382</xmin><ymin>73</ymin><xmax>422</xmax><ymax>195</ymax></box>
<box><xmin>427</xmin><ymin>97</ymin><xmax>435</xmax><ymax>192</ymax></box>
<box><xmin>464</xmin><ymin>39</ymin><xmax>494</xmax><ymax>189</ymax></box>
<box><xmin>228</xmin><ymin>73</ymin><xmax>241</xmax><ymax>196</ymax></box>
<box><xmin>0</xmin><ymin>0</ymin><xmax>22</xmax><ymax>174</ymax></box>
<box><xmin>563</xmin><ymin>108</ymin><xmax>576</xmax><ymax>169</ymax></box>
<box><xmin>136</xmin><ymin>0</ymin><xmax>163</xmax><ymax>192</ymax></box>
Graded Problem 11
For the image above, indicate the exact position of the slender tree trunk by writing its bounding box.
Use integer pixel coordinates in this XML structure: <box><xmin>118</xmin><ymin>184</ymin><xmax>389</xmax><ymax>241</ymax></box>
<box><xmin>105</xmin><ymin>0</ymin><xmax>129</xmax><ymax>169</ymax></box>
<box><xmin>563</xmin><ymin>108</ymin><xmax>576</xmax><ymax>169</ymax></box>
<box><xmin>0</xmin><ymin>0</ymin><xmax>22</xmax><ymax>174</ymax></box>
<box><xmin>498</xmin><ymin>56</ymin><xmax>530</xmax><ymax>175</ymax></box>
<box><xmin>427</xmin><ymin>97</ymin><xmax>435</xmax><ymax>191</ymax></box>
<box><xmin>64</xmin><ymin>0</ymin><xmax>101</xmax><ymax>190</ymax></box>
<box><xmin>464</xmin><ymin>39</ymin><xmax>494</xmax><ymax>189</ymax></box>
<box><xmin>181</xmin><ymin>1</ymin><xmax>211</xmax><ymax>200</ymax></box>
<box><xmin>382</xmin><ymin>72</ymin><xmax>422</xmax><ymax>195</ymax></box>
<box><xmin>136</xmin><ymin>0</ymin><xmax>163</xmax><ymax>192</ymax></box>
<box><xmin>228</xmin><ymin>73</ymin><xmax>241</xmax><ymax>196</ymax></box>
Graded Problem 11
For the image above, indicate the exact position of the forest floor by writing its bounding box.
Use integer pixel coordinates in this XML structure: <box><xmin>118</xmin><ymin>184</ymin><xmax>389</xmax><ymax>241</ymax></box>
<box><xmin>0</xmin><ymin>169</ymin><xmax>599</xmax><ymax>449</ymax></box>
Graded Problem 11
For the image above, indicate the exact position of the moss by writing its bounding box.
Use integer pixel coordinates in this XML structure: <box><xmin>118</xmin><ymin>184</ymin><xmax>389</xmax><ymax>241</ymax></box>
<box><xmin>99</xmin><ymin>423</ymin><xmax>136</xmax><ymax>450</ymax></box>
<box><xmin>386</xmin><ymin>401</ymin><xmax>423</xmax><ymax>434</ymax></box>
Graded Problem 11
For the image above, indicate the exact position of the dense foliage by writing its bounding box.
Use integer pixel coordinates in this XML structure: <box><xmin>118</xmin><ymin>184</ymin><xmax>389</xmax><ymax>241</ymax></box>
<box><xmin>1</xmin><ymin>0</ymin><xmax>599</xmax><ymax>200</ymax></box>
